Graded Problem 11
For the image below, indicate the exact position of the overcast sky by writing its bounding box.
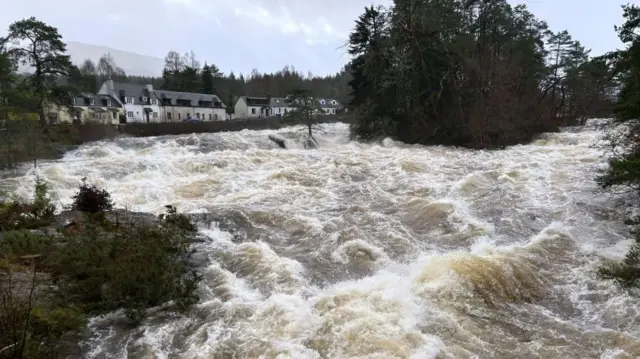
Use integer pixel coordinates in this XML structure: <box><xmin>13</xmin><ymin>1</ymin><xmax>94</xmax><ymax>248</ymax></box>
<box><xmin>0</xmin><ymin>0</ymin><xmax>629</xmax><ymax>77</ymax></box>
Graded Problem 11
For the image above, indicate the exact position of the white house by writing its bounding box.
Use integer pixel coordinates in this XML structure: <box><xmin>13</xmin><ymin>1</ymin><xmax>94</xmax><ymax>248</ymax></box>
<box><xmin>315</xmin><ymin>98</ymin><xmax>343</xmax><ymax>115</ymax></box>
<box><xmin>270</xmin><ymin>97</ymin><xmax>296</xmax><ymax>117</ymax></box>
<box><xmin>234</xmin><ymin>96</ymin><xmax>271</xmax><ymax>118</ymax></box>
<box><xmin>154</xmin><ymin>90</ymin><xmax>226</xmax><ymax>122</ymax></box>
<box><xmin>98</xmin><ymin>80</ymin><xmax>161</xmax><ymax>123</ymax></box>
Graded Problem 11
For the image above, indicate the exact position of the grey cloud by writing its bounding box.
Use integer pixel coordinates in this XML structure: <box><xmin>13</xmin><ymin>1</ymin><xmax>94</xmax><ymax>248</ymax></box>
<box><xmin>0</xmin><ymin>0</ymin><xmax>386</xmax><ymax>76</ymax></box>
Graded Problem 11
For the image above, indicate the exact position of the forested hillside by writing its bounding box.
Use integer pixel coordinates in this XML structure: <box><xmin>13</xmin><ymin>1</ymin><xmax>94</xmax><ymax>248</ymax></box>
<box><xmin>346</xmin><ymin>1</ymin><xmax>618</xmax><ymax>148</ymax></box>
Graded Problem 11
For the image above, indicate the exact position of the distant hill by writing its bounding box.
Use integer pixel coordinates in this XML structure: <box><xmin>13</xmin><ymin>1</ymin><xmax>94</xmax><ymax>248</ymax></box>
<box><xmin>18</xmin><ymin>41</ymin><xmax>165</xmax><ymax>78</ymax></box>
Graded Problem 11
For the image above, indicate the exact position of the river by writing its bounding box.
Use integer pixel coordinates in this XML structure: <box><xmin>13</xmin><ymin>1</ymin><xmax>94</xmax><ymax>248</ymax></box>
<box><xmin>1</xmin><ymin>120</ymin><xmax>639</xmax><ymax>358</ymax></box>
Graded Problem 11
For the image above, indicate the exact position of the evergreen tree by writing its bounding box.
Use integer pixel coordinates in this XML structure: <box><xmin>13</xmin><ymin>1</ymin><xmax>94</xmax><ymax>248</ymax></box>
<box><xmin>3</xmin><ymin>17</ymin><xmax>76</xmax><ymax>124</ymax></box>
<box><xmin>597</xmin><ymin>4</ymin><xmax>640</xmax><ymax>291</ymax></box>
<box><xmin>201</xmin><ymin>63</ymin><xmax>214</xmax><ymax>94</ymax></box>
<box><xmin>285</xmin><ymin>88</ymin><xmax>320</xmax><ymax>137</ymax></box>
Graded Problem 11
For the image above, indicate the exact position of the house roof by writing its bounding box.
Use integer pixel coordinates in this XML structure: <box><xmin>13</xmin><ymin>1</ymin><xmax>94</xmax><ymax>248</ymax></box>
<box><xmin>315</xmin><ymin>98</ymin><xmax>342</xmax><ymax>109</ymax></box>
<box><xmin>155</xmin><ymin>90</ymin><xmax>226</xmax><ymax>108</ymax></box>
<box><xmin>241</xmin><ymin>96</ymin><xmax>270</xmax><ymax>107</ymax></box>
<box><xmin>111</xmin><ymin>82</ymin><xmax>153</xmax><ymax>105</ymax></box>
<box><xmin>270</xmin><ymin>97</ymin><xmax>289</xmax><ymax>107</ymax></box>
<box><xmin>72</xmin><ymin>93</ymin><xmax>122</xmax><ymax>109</ymax></box>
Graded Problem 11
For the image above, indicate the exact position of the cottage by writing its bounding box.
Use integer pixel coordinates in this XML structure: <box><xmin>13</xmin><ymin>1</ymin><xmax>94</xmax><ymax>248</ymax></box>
<box><xmin>269</xmin><ymin>97</ymin><xmax>296</xmax><ymax>117</ymax></box>
<box><xmin>98</xmin><ymin>80</ymin><xmax>161</xmax><ymax>123</ymax></box>
<box><xmin>315</xmin><ymin>98</ymin><xmax>343</xmax><ymax>115</ymax></box>
<box><xmin>154</xmin><ymin>90</ymin><xmax>226</xmax><ymax>122</ymax></box>
<box><xmin>234</xmin><ymin>96</ymin><xmax>272</xmax><ymax>118</ymax></box>
<box><xmin>46</xmin><ymin>93</ymin><xmax>123</xmax><ymax>124</ymax></box>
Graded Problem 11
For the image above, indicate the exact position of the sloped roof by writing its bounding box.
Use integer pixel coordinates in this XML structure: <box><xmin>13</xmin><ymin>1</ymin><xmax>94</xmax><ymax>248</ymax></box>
<box><xmin>315</xmin><ymin>98</ymin><xmax>342</xmax><ymax>109</ymax></box>
<box><xmin>155</xmin><ymin>90</ymin><xmax>226</xmax><ymax>107</ymax></box>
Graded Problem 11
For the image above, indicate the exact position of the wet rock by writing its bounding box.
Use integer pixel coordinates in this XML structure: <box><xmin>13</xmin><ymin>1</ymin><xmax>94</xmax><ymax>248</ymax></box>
<box><xmin>268</xmin><ymin>134</ymin><xmax>286</xmax><ymax>148</ymax></box>
<box><xmin>54</xmin><ymin>210</ymin><xmax>159</xmax><ymax>229</ymax></box>
<box><xmin>126</xmin><ymin>342</ymin><xmax>158</xmax><ymax>359</ymax></box>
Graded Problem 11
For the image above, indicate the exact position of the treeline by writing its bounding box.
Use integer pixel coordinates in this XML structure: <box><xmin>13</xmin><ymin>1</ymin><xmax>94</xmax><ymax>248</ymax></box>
<box><xmin>346</xmin><ymin>1</ymin><xmax>618</xmax><ymax>148</ymax></box>
<box><xmin>597</xmin><ymin>4</ymin><xmax>640</xmax><ymax>291</ymax></box>
<box><xmin>0</xmin><ymin>17</ymin><xmax>352</xmax><ymax>128</ymax></box>
<box><xmin>72</xmin><ymin>50</ymin><xmax>352</xmax><ymax>107</ymax></box>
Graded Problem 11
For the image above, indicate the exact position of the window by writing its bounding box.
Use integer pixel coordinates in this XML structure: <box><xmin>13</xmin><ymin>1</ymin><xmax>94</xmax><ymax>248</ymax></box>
<box><xmin>107</xmin><ymin>99</ymin><xmax>112</xmax><ymax>106</ymax></box>
<box><xmin>167</xmin><ymin>112</ymin><xmax>172</xmax><ymax>120</ymax></box>
<box><xmin>214</xmin><ymin>114</ymin><xmax>218</xmax><ymax>121</ymax></box>
<box><xmin>142</xmin><ymin>96</ymin><xmax>147</xmax><ymax>102</ymax></box>
<box><xmin>196</xmin><ymin>113</ymin><xmax>200</xmax><ymax>118</ymax></box>
<box><xmin>126</xmin><ymin>97</ymin><xmax>133</xmax><ymax>104</ymax></box>
<box><xmin>178</xmin><ymin>113</ymin><xmax>181</xmax><ymax>120</ymax></box>
<box><xmin>209</xmin><ymin>114</ymin><xmax>212</xmax><ymax>121</ymax></box>
<box><xmin>187</xmin><ymin>113</ymin><xmax>191</xmax><ymax>118</ymax></box>
<box><xmin>72</xmin><ymin>98</ymin><xmax>76</xmax><ymax>105</ymax></box>
<box><xmin>89</xmin><ymin>98</ymin><xmax>95</xmax><ymax>105</ymax></box>
<box><xmin>127</xmin><ymin>111</ymin><xmax>133</xmax><ymax>118</ymax></box>
<box><xmin>153</xmin><ymin>112</ymin><xmax>158</xmax><ymax>119</ymax></box>
<box><xmin>251</xmin><ymin>108</ymin><xmax>256</xmax><ymax>114</ymax></box>
<box><xmin>150</xmin><ymin>99</ymin><xmax>157</xmax><ymax>105</ymax></box>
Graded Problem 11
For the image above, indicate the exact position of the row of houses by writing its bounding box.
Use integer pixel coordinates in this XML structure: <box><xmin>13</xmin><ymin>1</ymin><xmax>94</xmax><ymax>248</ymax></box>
<box><xmin>46</xmin><ymin>80</ymin><xmax>344</xmax><ymax>124</ymax></box>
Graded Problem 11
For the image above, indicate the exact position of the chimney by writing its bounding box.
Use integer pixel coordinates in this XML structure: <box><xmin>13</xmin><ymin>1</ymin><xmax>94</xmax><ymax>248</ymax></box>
<box><xmin>267</xmin><ymin>94</ymin><xmax>272</xmax><ymax>103</ymax></box>
<box><xmin>106</xmin><ymin>79</ymin><xmax>114</xmax><ymax>91</ymax></box>
<box><xmin>146</xmin><ymin>84</ymin><xmax>153</xmax><ymax>92</ymax></box>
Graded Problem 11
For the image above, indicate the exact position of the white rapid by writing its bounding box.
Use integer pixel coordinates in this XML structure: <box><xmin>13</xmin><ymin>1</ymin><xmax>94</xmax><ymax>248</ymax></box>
<box><xmin>2</xmin><ymin>120</ymin><xmax>640</xmax><ymax>358</ymax></box>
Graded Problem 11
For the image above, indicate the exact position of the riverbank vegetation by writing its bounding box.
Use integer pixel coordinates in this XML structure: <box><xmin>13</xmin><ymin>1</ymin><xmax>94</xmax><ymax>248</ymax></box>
<box><xmin>346</xmin><ymin>1</ymin><xmax>617</xmax><ymax>148</ymax></box>
<box><xmin>0</xmin><ymin>178</ymin><xmax>201</xmax><ymax>358</ymax></box>
<box><xmin>596</xmin><ymin>4</ymin><xmax>640</xmax><ymax>293</ymax></box>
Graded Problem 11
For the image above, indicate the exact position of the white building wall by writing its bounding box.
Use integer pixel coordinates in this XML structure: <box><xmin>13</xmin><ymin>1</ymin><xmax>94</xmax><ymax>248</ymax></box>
<box><xmin>213</xmin><ymin>108</ymin><xmax>226</xmax><ymax>121</ymax></box>
<box><xmin>234</xmin><ymin>98</ymin><xmax>249</xmax><ymax>119</ymax></box>
<box><xmin>123</xmin><ymin>103</ymin><xmax>144</xmax><ymax>123</ymax></box>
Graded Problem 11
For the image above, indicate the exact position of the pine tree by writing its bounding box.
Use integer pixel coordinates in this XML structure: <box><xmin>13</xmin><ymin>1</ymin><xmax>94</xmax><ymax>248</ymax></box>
<box><xmin>3</xmin><ymin>17</ymin><xmax>76</xmax><ymax>124</ymax></box>
<box><xmin>201</xmin><ymin>63</ymin><xmax>214</xmax><ymax>94</ymax></box>
<box><xmin>597</xmin><ymin>4</ymin><xmax>640</xmax><ymax>291</ymax></box>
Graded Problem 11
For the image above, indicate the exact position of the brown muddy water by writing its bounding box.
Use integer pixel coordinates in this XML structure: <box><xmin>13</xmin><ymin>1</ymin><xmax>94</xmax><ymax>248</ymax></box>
<box><xmin>2</xmin><ymin>120</ymin><xmax>639</xmax><ymax>358</ymax></box>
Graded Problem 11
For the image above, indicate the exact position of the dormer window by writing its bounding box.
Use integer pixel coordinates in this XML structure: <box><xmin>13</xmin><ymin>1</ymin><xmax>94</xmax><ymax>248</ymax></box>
<box><xmin>126</xmin><ymin>97</ymin><xmax>133</xmax><ymax>104</ymax></box>
<box><xmin>142</xmin><ymin>96</ymin><xmax>148</xmax><ymax>103</ymax></box>
<box><xmin>150</xmin><ymin>99</ymin><xmax>157</xmax><ymax>105</ymax></box>
<box><xmin>107</xmin><ymin>99</ymin><xmax>112</xmax><ymax>106</ymax></box>
<box><xmin>319</xmin><ymin>99</ymin><xmax>326</xmax><ymax>105</ymax></box>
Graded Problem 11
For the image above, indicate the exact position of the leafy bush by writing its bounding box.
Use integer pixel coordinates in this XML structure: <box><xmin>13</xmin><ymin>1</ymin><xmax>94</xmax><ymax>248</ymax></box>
<box><xmin>159</xmin><ymin>205</ymin><xmax>197</xmax><ymax>233</ymax></box>
<box><xmin>70</xmin><ymin>179</ymin><xmax>113</xmax><ymax>214</ymax></box>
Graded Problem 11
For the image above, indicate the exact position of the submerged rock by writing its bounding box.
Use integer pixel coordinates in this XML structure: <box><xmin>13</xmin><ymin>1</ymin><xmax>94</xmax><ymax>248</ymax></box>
<box><xmin>268</xmin><ymin>134</ymin><xmax>286</xmax><ymax>149</ymax></box>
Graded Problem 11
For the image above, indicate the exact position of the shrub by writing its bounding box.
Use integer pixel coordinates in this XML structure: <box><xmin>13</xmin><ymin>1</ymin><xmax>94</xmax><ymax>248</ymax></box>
<box><xmin>599</xmin><ymin>221</ymin><xmax>640</xmax><ymax>291</ymax></box>
<box><xmin>47</xmin><ymin>205</ymin><xmax>201</xmax><ymax>322</ymax></box>
<box><xmin>0</xmin><ymin>177</ymin><xmax>55</xmax><ymax>232</ymax></box>
<box><xmin>0</xmin><ymin>230</ymin><xmax>54</xmax><ymax>262</ymax></box>
<box><xmin>70</xmin><ymin>179</ymin><xmax>113</xmax><ymax>214</ymax></box>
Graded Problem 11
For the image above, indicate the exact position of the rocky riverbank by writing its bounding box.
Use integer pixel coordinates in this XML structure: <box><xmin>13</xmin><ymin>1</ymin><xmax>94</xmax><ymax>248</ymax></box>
<box><xmin>0</xmin><ymin>180</ymin><xmax>207</xmax><ymax>359</ymax></box>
